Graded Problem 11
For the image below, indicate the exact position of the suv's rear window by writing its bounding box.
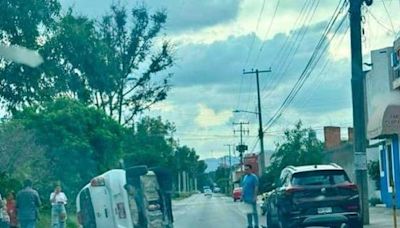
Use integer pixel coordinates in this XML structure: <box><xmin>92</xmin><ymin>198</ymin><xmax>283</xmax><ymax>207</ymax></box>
<box><xmin>291</xmin><ymin>170</ymin><xmax>350</xmax><ymax>186</ymax></box>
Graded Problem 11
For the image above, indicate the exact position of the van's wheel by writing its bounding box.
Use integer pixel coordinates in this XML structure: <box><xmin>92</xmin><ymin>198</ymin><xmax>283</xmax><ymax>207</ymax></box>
<box><xmin>277</xmin><ymin>211</ymin><xmax>290</xmax><ymax>228</ymax></box>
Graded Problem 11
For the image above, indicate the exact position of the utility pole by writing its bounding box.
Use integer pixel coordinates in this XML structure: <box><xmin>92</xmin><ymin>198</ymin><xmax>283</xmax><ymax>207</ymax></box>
<box><xmin>233</xmin><ymin>122</ymin><xmax>249</xmax><ymax>171</ymax></box>
<box><xmin>224</xmin><ymin>144</ymin><xmax>235</xmax><ymax>193</ymax></box>
<box><xmin>349</xmin><ymin>0</ymin><xmax>372</xmax><ymax>224</ymax></box>
<box><xmin>242</xmin><ymin>68</ymin><xmax>271</xmax><ymax>176</ymax></box>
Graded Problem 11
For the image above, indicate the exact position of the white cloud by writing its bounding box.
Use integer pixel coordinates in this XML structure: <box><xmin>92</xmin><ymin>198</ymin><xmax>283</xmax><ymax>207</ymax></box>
<box><xmin>195</xmin><ymin>104</ymin><xmax>233</xmax><ymax>128</ymax></box>
<box><xmin>150</xmin><ymin>101</ymin><xmax>175</xmax><ymax>113</ymax></box>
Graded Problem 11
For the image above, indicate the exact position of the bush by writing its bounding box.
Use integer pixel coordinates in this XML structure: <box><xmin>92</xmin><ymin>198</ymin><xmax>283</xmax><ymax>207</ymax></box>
<box><xmin>369</xmin><ymin>197</ymin><xmax>382</xmax><ymax>207</ymax></box>
<box><xmin>368</xmin><ymin>160</ymin><xmax>380</xmax><ymax>190</ymax></box>
<box><xmin>37</xmin><ymin>209</ymin><xmax>78</xmax><ymax>228</ymax></box>
<box><xmin>172</xmin><ymin>192</ymin><xmax>193</xmax><ymax>200</ymax></box>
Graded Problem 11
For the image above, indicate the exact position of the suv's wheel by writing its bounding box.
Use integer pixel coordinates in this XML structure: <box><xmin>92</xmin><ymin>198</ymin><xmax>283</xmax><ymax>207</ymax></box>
<box><xmin>348</xmin><ymin>219</ymin><xmax>363</xmax><ymax>228</ymax></box>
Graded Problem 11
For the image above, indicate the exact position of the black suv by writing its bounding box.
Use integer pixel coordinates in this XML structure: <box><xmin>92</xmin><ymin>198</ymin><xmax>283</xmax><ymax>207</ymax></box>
<box><xmin>265</xmin><ymin>164</ymin><xmax>362</xmax><ymax>228</ymax></box>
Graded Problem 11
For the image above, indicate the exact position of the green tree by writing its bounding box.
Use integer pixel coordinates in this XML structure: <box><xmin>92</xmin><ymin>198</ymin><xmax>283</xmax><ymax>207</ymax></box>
<box><xmin>122</xmin><ymin>117</ymin><xmax>207</xmax><ymax>191</ymax></box>
<box><xmin>261</xmin><ymin>121</ymin><xmax>324</xmax><ymax>192</ymax></box>
<box><xmin>0</xmin><ymin>2</ymin><xmax>174</xmax><ymax>125</ymax></box>
<box><xmin>368</xmin><ymin>160</ymin><xmax>380</xmax><ymax>190</ymax></box>
<box><xmin>123</xmin><ymin>116</ymin><xmax>175</xmax><ymax>167</ymax></box>
<box><xmin>0</xmin><ymin>0</ymin><xmax>60</xmax><ymax>46</ymax></box>
<box><xmin>15</xmin><ymin>98</ymin><xmax>125</xmax><ymax>198</ymax></box>
<box><xmin>43</xmin><ymin>5</ymin><xmax>174</xmax><ymax>125</ymax></box>
<box><xmin>0</xmin><ymin>0</ymin><xmax>61</xmax><ymax>112</ymax></box>
<box><xmin>0</xmin><ymin>122</ymin><xmax>48</xmax><ymax>195</ymax></box>
<box><xmin>214</xmin><ymin>165</ymin><xmax>230</xmax><ymax>193</ymax></box>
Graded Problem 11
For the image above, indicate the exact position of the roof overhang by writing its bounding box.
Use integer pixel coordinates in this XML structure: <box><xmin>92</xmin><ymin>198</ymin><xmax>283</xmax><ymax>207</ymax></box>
<box><xmin>368</xmin><ymin>105</ymin><xmax>400</xmax><ymax>139</ymax></box>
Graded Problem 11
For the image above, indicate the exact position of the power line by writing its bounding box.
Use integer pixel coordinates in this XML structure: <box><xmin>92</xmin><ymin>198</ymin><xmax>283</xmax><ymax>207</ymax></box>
<box><xmin>261</xmin><ymin>0</ymin><xmax>320</xmax><ymax>101</ymax></box>
<box><xmin>381</xmin><ymin>0</ymin><xmax>396</xmax><ymax>34</ymax></box>
<box><xmin>294</xmin><ymin>22</ymin><xmax>350</xmax><ymax>110</ymax></box>
<box><xmin>365</xmin><ymin>8</ymin><xmax>396</xmax><ymax>35</ymax></box>
<box><xmin>259</xmin><ymin>0</ymin><xmax>319</xmax><ymax>100</ymax></box>
<box><xmin>253</xmin><ymin>0</ymin><xmax>282</xmax><ymax>68</ymax></box>
<box><xmin>263</xmin><ymin>1</ymin><xmax>349</xmax><ymax>132</ymax></box>
<box><xmin>238</xmin><ymin>0</ymin><xmax>268</xmax><ymax>121</ymax></box>
<box><xmin>243</xmin><ymin>0</ymin><xmax>267</xmax><ymax>69</ymax></box>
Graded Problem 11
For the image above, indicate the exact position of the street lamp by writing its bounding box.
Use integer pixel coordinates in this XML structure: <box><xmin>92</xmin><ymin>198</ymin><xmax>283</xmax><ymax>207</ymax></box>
<box><xmin>233</xmin><ymin>109</ymin><xmax>259</xmax><ymax>115</ymax></box>
<box><xmin>232</xmin><ymin>109</ymin><xmax>266</xmax><ymax>176</ymax></box>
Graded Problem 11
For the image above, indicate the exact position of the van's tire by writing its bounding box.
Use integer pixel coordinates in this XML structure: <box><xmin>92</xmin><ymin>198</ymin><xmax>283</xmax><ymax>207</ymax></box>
<box><xmin>277</xmin><ymin>210</ymin><xmax>291</xmax><ymax>228</ymax></box>
<box><xmin>266</xmin><ymin>211</ymin><xmax>276</xmax><ymax>228</ymax></box>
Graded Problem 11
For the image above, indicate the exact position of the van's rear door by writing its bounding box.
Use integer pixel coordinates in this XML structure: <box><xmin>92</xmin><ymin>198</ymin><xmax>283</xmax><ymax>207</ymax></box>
<box><xmin>78</xmin><ymin>188</ymin><xmax>96</xmax><ymax>228</ymax></box>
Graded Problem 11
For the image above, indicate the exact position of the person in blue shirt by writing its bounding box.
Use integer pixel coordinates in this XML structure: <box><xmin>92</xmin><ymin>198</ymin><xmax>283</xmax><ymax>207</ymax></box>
<box><xmin>16</xmin><ymin>179</ymin><xmax>41</xmax><ymax>228</ymax></box>
<box><xmin>241</xmin><ymin>164</ymin><xmax>259</xmax><ymax>228</ymax></box>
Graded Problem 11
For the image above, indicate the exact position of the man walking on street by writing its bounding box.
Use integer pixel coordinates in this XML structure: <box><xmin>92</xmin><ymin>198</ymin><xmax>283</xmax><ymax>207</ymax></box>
<box><xmin>16</xmin><ymin>179</ymin><xmax>41</xmax><ymax>228</ymax></box>
<box><xmin>241</xmin><ymin>164</ymin><xmax>259</xmax><ymax>228</ymax></box>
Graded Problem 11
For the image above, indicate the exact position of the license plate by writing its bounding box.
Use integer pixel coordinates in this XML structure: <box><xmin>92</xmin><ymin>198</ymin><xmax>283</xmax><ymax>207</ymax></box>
<box><xmin>317</xmin><ymin>207</ymin><xmax>332</xmax><ymax>214</ymax></box>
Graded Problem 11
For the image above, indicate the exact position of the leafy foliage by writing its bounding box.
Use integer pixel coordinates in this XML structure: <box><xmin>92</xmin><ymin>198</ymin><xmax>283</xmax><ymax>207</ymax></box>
<box><xmin>0</xmin><ymin>1</ymin><xmax>203</xmax><ymax>205</ymax></box>
<box><xmin>368</xmin><ymin>160</ymin><xmax>380</xmax><ymax>190</ymax></box>
<box><xmin>123</xmin><ymin>116</ymin><xmax>175</xmax><ymax>167</ymax></box>
<box><xmin>0</xmin><ymin>122</ymin><xmax>48</xmax><ymax>196</ymax></box>
<box><xmin>15</xmin><ymin>98</ymin><xmax>125</xmax><ymax>198</ymax></box>
<box><xmin>0</xmin><ymin>2</ymin><xmax>174</xmax><ymax>125</ymax></box>
<box><xmin>260</xmin><ymin>121</ymin><xmax>324</xmax><ymax>192</ymax></box>
<box><xmin>0</xmin><ymin>0</ymin><xmax>61</xmax><ymax>112</ymax></box>
<box><xmin>213</xmin><ymin>165</ymin><xmax>231</xmax><ymax>193</ymax></box>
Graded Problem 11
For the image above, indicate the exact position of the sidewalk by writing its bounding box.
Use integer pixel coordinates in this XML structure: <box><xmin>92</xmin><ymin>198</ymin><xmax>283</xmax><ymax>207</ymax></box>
<box><xmin>367</xmin><ymin>206</ymin><xmax>400</xmax><ymax>228</ymax></box>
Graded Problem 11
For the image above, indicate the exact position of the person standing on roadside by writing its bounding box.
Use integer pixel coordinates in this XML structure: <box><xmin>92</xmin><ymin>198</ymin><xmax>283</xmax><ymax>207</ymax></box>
<box><xmin>16</xmin><ymin>179</ymin><xmax>41</xmax><ymax>228</ymax></box>
<box><xmin>6</xmin><ymin>191</ymin><xmax>17</xmax><ymax>228</ymax></box>
<box><xmin>50</xmin><ymin>184</ymin><xmax>67</xmax><ymax>228</ymax></box>
<box><xmin>241</xmin><ymin>164</ymin><xmax>259</xmax><ymax>228</ymax></box>
<box><xmin>0</xmin><ymin>193</ymin><xmax>10</xmax><ymax>228</ymax></box>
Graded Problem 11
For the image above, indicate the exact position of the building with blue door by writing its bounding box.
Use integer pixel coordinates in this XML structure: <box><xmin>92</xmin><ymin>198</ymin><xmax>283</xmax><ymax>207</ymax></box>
<box><xmin>366</xmin><ymin>38</ymin><xmax>400</xmax><ymax>208</ymax></box>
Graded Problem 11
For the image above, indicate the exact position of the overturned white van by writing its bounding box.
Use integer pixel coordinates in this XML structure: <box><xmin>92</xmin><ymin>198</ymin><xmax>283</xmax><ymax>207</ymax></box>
<box><xmin>76</xmin><ymin>166</ymin><xmax>173</xmax><ymax>228</ymax></box>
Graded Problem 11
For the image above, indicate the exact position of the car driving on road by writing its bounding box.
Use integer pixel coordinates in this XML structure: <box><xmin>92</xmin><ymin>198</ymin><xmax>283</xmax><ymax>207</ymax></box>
<box><xmin>204</xmin><ymin>189</ymin><xmax>212</xmax><ymax>197</ymax></box>
<box><xmin>265</xmin><ymin>164</ymin><xmax>362</xmax><ymax>228</ymax></box>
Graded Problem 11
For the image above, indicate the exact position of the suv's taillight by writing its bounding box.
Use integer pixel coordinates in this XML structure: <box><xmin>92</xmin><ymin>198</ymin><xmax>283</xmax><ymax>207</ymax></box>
<box><xmin>338</xmin><ymin>183</ymin><xmax>358</xmax><ymax>191</ymax></box>
<box><xmin>347</xmin><ymin>204</ymin><xmax>359</xmax><ymax>211</ymax></box>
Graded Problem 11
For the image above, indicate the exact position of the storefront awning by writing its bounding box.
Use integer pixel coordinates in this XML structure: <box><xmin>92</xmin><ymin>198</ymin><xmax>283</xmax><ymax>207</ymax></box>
<box><xmin>368</xmin><ymin>105</ymin><xmax>400</xmax><ymax>139</ymax></box>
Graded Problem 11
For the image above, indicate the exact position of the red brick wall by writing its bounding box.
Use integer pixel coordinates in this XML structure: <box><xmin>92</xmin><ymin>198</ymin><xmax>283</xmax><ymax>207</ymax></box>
<box><xmin>244</xmin><ymin>154</ymin><xmax>259</xmax><ymax>175</ymax></box>
<box><xmin>324</xmin><ymin>126</ymin><xmax>341</xmax><ymax>149</ymax></box>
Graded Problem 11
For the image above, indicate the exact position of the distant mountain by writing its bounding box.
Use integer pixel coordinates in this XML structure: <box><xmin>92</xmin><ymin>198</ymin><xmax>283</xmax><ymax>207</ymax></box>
<box><xmin>204</xmin><ymin>156</ymin><xmax>240</xmax><ymax>173</ymax></box>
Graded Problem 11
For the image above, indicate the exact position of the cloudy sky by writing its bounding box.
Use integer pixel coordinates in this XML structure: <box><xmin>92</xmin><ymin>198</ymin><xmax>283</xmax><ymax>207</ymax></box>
<box><xmin>60</xmin><ymin>0</ymin><xmax>400</xmax><ymax>159</ymax></box>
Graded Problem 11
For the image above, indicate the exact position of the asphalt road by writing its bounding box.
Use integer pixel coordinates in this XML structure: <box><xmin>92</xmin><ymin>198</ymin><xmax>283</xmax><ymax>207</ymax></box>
<box><xmin>173</xmin><ymin>193</ymin><xmax>266</xmax><ymax>228</ymax></box>
<box><xmin>172</xmin><ymin>193</ymin><xmax>396</xmax><ymax>228</ymax></box>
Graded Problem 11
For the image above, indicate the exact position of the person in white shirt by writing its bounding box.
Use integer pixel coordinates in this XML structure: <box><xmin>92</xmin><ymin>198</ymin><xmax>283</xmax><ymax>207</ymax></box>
<box><xmin>50</xmin><ymin>184</ymin><xmax>67</xmax><ymax>228</ymax></box>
